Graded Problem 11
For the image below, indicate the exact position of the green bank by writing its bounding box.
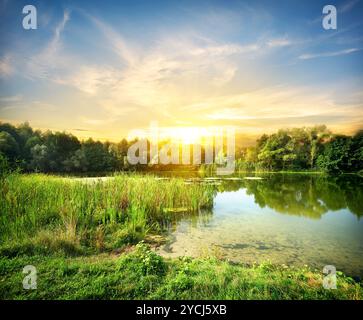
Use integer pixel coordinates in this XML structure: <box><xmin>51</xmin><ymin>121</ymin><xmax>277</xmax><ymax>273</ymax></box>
<box><xmin>0</xmin><ymin>173</ymin><xmax>362</xmax><ymax>300</ymax></box>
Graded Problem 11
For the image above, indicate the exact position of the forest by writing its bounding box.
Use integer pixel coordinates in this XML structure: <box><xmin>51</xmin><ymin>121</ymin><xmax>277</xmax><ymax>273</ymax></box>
<box><xmin>0</xmin><ymin>122</ymin><xmax>362</xmax><ymax>174</ymax></box>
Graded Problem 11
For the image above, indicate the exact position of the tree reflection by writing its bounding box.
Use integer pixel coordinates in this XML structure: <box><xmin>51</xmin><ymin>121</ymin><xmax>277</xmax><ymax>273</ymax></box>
<box><xmin>216</xmin><ymin>174</ymin><xmax>363</xmax><ymax>220</ymax></box>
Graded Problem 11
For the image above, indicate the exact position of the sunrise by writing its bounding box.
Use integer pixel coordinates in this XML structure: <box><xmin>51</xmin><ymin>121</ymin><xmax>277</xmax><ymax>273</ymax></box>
<box><xmin>0</xmin><ymin>0</ymin><xmax>363</xmax><ymax>310</ymax></box>
<box><xmin>1</xmin><ymin>0</ymin><xmax>362</xmax><ymax>141</ymax></box>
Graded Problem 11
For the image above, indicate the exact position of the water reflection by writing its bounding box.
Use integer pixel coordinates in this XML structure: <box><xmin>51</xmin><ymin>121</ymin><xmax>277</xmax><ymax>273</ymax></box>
<box><xmin>214</xmin><ymin>174</ymin><xmax>363</xmax><ymax>220</ymax></box>
<box><xmin>157</xmin><ymin>173</ymin><xmax>363</xmax><ymax>277</ymax></box>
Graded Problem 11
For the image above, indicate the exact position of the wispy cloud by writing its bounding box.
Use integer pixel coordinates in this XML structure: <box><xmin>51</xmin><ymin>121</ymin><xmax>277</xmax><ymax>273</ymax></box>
<box><xmin>0</xmin><ymin>54</ymin><xmax>13</xmax><ymax>77</ymax></box>
<box><xmin>26</xmin><ymin>10</ymin><xmax>71</xmax><ymax>79</ymax></box>
<box><xmin>340</xmin><ymin>0</ymin><xmax>360</xmax><ymax>13</ymax></box>
<box><xmin>298</xmin><ymin>48</ymin><xmax>360</xmax><ymax>60</ymax></box>
<box><xmin>55</xmin><ymin>65</ymin><xmax>120</xmax><ymax>95</ymax></box>
<box><xmin>267</xmin><ymin>37</ymin><xmax>292</xmax><ymax>48</ymax></box>
<box><xmin>2</xmin><ymin>3</ymin><xmax>361</xmax><ymax>138</ymax></box>
<box><xmin>87</xmin><ymin>15</ymin><xmax>137</xmax><ymax>66</ymax></box>
<box><xmin>308</xmin><ymin>0</ymin><xmax>361</xmax><ymax>25</ymax></box>
<box><xmin>0</xmin><ymin>94</ymin><xmax>22</xmax><ymax>103</ymax></box>
<box><xmin>176</xmin><ymin>84</ymin><xmax>363</xmax><ymax>133</ymax></box>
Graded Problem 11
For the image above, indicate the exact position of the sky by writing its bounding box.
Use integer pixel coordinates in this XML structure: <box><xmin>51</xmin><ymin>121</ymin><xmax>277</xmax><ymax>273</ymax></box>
<box><xmin>0</xmin><ymin>0</ymin><xmax>362</xmax><ymax>143</ymax></box>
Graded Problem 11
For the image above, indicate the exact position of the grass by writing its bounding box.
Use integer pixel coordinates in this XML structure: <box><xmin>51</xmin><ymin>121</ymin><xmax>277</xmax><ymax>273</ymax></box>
<box><xmin>0</xmin><ymin>173</ymin><xmax>362</xmax><ymax>300</ymax></box>
<box><xmin>0</xmin><ymin>173</ymin><xmax>215</xmax><ymax>256</ymax></box>
<box><xmin>0</xmin><ymin>243</ymin><xmax>361</xmax><ymax>300</ymax></box>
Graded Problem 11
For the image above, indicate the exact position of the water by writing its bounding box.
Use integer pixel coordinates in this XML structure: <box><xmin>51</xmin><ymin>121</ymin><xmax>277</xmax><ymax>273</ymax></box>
<box><xmin>156</xmin><ymin>173</ymin><xmax>363</xmax><ymax>277</ymax></box>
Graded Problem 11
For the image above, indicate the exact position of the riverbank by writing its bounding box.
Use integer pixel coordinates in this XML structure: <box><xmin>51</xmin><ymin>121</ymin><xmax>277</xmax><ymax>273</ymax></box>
<box><xmin>1</xmin><ymin>243</ymin><xmax>362</xmax><ymax>300</ymax></box>
<box><xmin>0</xmin><ymin>173</ymin><xmax>362</xmax><ymax>300</ymax></box>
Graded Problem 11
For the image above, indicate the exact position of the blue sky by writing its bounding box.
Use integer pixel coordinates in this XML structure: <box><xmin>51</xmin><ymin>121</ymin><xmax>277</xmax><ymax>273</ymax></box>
<box><xmin>0</xmin><ymin>0</ymin><xmax>362</xmax><ymax>141</ymax></box>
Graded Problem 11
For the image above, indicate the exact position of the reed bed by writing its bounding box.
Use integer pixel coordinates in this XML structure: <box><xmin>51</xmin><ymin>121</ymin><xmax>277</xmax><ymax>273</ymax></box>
<box><xmin>0</xmin><ymin>173</ymin><xmax>215</xmax><ymax>256</ymax></box>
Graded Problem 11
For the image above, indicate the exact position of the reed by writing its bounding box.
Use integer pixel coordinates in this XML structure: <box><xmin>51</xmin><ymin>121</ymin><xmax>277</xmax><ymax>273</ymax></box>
<box><xmin>0</xmin><ymin>173</ymin><xmax>215</xmax><ymax>255</ymax></box>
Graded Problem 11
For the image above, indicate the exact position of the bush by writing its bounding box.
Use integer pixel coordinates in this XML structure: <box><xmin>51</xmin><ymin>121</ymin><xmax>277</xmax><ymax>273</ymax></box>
<box><xmin>117</xmin><ymin>242</ymin><xmax>166</xmax><ymax>276</ymax></box>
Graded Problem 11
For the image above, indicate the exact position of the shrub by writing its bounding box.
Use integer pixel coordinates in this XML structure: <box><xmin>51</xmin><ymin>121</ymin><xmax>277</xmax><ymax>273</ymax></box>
<box><xmin>117</xmin><ymin>242</ymin><xmax>166</xmax><ymax>276</ymax></box>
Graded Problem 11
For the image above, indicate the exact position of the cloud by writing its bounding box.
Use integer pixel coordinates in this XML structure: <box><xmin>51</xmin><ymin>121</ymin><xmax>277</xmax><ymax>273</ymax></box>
<box><xmin>26</xmin><ymin>10</ymin><xmax>71</xmax><ymax>79</ymax></box>
<box><xmin>0</xmin><ymin>94</ymin><xmax>23</xmax><ymax>112</ymax></box>
<box><xmin>189</xmin><ymin>43</ymin><xmax>260</xmax><ymax>56</ymax></box>
<box><xmin>55</xmin><ymin>16</ymin><xmax>267</xmax><ymax>113</ymax></box>
<box><xmin>0</xmin><ymin>55</ymin><xmax>13</xmax><ymax>77</ymax></box>
<box><xmin>340</xmin><ymin>0</ymin><xmax>360</xmax><ymax>13</ymax></box>
<box><xmin>0</xmin><ymin>99</ymin><xmax>57</xmax><ymax>112</ymax></box>
<box><xmin>87</xmin><ymin>15</ymin><xmax>137</xmax><ymax>66</ymax></box>
<box><xmin>179</xmin><ymin>85</ymin><xmax>362</xmax><ymax>131</ymax></box>
<box><xmin>298</xmin><ymin>48</ymin><xmax>360</xmax><ymax>60</ymax></box>
<box><xmin>5</xmin><ymin>9</ymin><xmax>298</xmax><ymax>109</ymax></box>
<box><xmin>72</xmin><ymin>128</ymin><xmax>89</xmax><ymax>132</ymax></box>
<box><xmin>24</xmin><ymin>13</ymin><xmax>357</xmax><ymax>133</ymax></box>
<box><xmin>0</xmin><ymin>94</ymin><xmax>22</xmax><ymax>103</ymax></box>
<box><xmin>2</xmin><ymin>6</ymin><xmax>361</xmax><ymax>138</ymax></box>
<box><xmin>267</xmin><ymin>38</ymin><xmax>292</xmax><ymax>48</ymax></box>
<box><xmin>81</xmin><ymin>117</ymin><xmax>117</xmax><ymax>126</ymax></box>
<box><xmin>54</xmin><ymin>65</ymin><xmax>120</xmax><ymax>95</ymax></box>
<box><xmin>309</xmin><ymin>0</ymin><xmax>361</xmax><ymax>25</ymax></box>
<box><xmin>25</xmin><ymin>11</ymin><xmax>292</xmax><ymax>103</ymax></box>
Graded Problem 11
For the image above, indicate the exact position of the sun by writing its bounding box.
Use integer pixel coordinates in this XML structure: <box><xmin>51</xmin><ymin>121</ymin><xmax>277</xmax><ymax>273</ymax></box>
<box><xmin>128</xmin><ymin>125</ymin><xmax>220</xmax><ymax>145</ymax></box>
<box><xmin>164</xmin><ymin>127</ymin><xmax>207</xmax><ymax>145</ymax></box>
<box><xmin>179</xmin><ymin>128</ymin><xmax>201</xmax><ymax>145</ymax></box>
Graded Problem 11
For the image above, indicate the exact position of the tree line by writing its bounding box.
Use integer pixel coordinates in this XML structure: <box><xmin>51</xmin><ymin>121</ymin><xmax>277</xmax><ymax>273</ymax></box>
<box><xmin>0</xmin><ymin>122</ymin><xmax>133</xmax><ymax>173</ymax></box>
<box><xmin>0</xmin><ymin>122</ymin><xmax>362</xmax><ymax>173</ymax></box>
<box><xmin>236</xmin><ymin>125</ymin><xmax>363</xmax><ymax>172</ymax></box>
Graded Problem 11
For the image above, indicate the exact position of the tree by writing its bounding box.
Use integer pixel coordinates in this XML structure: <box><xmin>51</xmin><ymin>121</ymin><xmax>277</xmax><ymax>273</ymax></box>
<box><xmin>317</xmin><ymin>136</ymin><xmax>352</xmax><ymax>172</ymax></box>
<box><xmin>0</xmin><ymin>123</ymin><xmax>22</xmax><ymax>147</ymax></box>
<box><xmin>62</xmin><ymin>149</ymin><xmax>89</xmax><ymax>172</ymax></box>
<box><xmin>307</xmin><ymin>125</ymin><xmax>331</xmax><ymax>169</ymax></box>
<box><xmin>351</xmin><ymin>130</ymin><xmax>363</xmax><ymax>171</ymax></box>
<box><xmin>40</xmin><ymin>131</ymin><xmax>81</xmax><ymax>171</ymax></box>
<box><xmin>81</xmin><ymin>139</ymin><xmax>115</xmax><ymax>172</ymax></box>
<box><xmin>257</xmin><ymin>130</ymin><xmax>293</xmax><ymax>170</ymax></box>
<box><xmin>29</xmin><ymin>144</ymin><xmax>49</xmax><ymax>172</ymax></box>
<box><xmin>0</xmin><ymin>131</ymin><xmax>20</xmax><ymax>163</ymax></box>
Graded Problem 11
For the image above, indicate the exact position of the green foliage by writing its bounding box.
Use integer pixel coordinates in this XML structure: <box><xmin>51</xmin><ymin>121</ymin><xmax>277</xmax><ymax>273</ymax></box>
<box><xmin>118</xmin><ymin>242</ymin><xmax>166</xmax><ymax>276</ymax></box>
<box><xmin>351</xmin><ymin>130</ymin><xmax>363</xmax><ymax>171</ymax></box>
<box><xmin>317</xmin><ymin>136</ymin><xmax>352</xmax><ymax>172</ymax></box>
<box><xmin>0</xmin><ymin>131</ymin><xmax>20</xmax><ymax>161</ymax></box>
<box><xmin>235</xmin><ymin>126</ymin><xmax>362</xmax><ymax>173</ymax></box>
<box><xmin>0</xmin><ymin>153</ymin><xmax>10</xmax><ymax>179</ymax></box>
<box><xmin>0</xmin><ymin>122</ymin><xmax>362</xmax><ymax>174</ymax></box>
<box><xmin>0</xmin><ymin>172</ymin><xmax>362</xmax><ymax>300</ymax></box>
<box><xmin>208</xmin><ymin>173</ymin><xmax>363</xmax><ymax>219</ymax></box>
<box><xmin>0</xmin><ymin>174</ymin><xmax>215</xmax><ymax>255</ymax></box>
<box><xmin>0</xmin><ymin>122</ymin><xmax>136</xmax><ymax>173</ymax></box>
<box><xmin>0</xmin><ymin>253</ymin><xmax>361</xmax><ymax>300</ymax></box>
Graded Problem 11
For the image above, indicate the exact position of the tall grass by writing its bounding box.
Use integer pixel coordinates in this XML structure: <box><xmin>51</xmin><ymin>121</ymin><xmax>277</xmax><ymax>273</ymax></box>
<box><xmin>0</xmin><ymin>173</ymin><xmax>215</xmax><ymax>256</ymax></box>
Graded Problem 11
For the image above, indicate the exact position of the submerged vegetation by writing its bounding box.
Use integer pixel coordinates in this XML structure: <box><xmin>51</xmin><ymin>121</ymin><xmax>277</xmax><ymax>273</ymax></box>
<box><xmin>0</xmin><ymin>172</ymin><xmax>362</xmax><ymax>300</ymax></box>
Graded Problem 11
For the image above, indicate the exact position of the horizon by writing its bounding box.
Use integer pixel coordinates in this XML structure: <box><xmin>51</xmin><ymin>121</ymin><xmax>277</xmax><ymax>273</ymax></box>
<box><xmin>1</xmin><ymin>120</ymin><xmax>360</xmax><ymax>150</ymax></box>
<box><xmin>1</xmin><ymin>0</ymin><xmax>363</xmax><ymax>143</ymax></box>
